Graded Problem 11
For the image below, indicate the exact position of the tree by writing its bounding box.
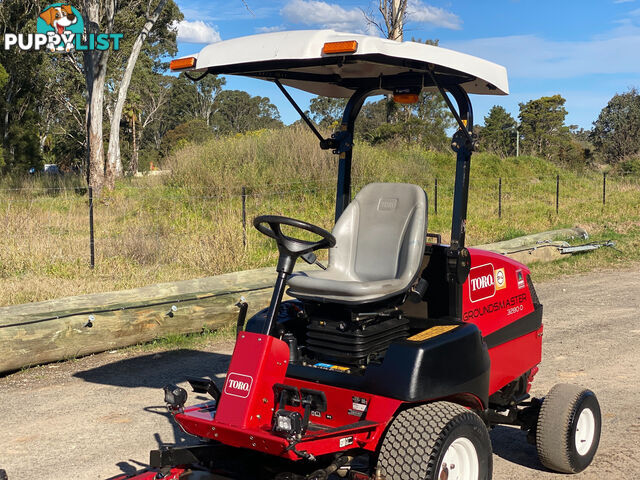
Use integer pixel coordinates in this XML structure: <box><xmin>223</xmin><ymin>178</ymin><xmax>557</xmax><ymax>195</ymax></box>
<box><xmin>82</xmin><ymin>0</ymin><xmax>116</xmax><ymax>195</ymax></box>
<box><xmin>211</xmin><ymin>90</ymin><xmax>283</xmax><ymax>134</ymax></box>
<box><xmin>518</xmin><ymin>95</ymin><xmax>570</xmax><ymax>160</ymax></box>
<box><xmin>365</xmin><ymin>0</ymin><xmax>408</xmax><ymax>41</ymax></box>
<box><xmin>308</xmin><ymin>97</ymin><xmax>348</xmax><ymax>128</ymax></box>
<box><xmin>105</xmin><ymin>0</ymin><xmax>182</xmax><ymax>188</ymax></box>
<box><xmin>590</xmin><ymin>88</ymin><xmax>640</xmax><ymax>164</ymax></box>
<box><xmin>161</xmin><ymin>119</ymin><xmax>213</xmax><ymax>155</ymax></box>
<box><xmin>0</xmin><ymin>1</ymin><xmax>49</xmax><ymax>173</ymax></box>
<box><xmin>479</xmin><ymin>106</ymin><xmax>517</xmax><ymax>157</ymax></box>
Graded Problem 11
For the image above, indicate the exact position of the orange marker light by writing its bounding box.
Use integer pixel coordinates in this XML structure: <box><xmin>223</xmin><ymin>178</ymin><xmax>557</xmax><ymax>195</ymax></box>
<box><xmin>393</xmin><ymin>93</ymin><xmax>420</xmax><ymax>104</ymax></box>
<box><xmin>170</xmin><ymin>57</ymin><xmax>197</xmax><ymax>71</ymax></box>
<box><xmin>323</xmin><ymin>40</ymin><xmax>358</xmax><ymax>55</ymax></box>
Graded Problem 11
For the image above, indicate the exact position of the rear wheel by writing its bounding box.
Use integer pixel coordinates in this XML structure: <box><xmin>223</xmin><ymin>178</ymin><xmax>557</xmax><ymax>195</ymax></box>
<box><xmin>377</xmin><ymin>401</ymin><xmax>492</xmax><ymax>480</ymax></box>
<box><xmin>536</xmin><ymin>383</ymin><xmax>601</xmax><ymax>473</ymax></box>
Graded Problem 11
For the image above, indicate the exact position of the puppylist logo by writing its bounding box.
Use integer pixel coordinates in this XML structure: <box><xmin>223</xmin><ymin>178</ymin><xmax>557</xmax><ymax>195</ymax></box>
<box><xmin>3</xmin><ymin>3</ymin><xmax>122</xmax><ymax>53</ymax></box>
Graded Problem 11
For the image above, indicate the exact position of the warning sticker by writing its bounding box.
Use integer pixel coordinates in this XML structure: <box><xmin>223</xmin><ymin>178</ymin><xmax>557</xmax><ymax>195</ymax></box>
<box><xmin>407</xmin><ymin>325</ymin><xmax>458</xmax><ymax>342</ymax></box>
<box><xmin>313</xmin><ymin>362</ymin><xmax>350</xmax><ymax>372</ymax></box>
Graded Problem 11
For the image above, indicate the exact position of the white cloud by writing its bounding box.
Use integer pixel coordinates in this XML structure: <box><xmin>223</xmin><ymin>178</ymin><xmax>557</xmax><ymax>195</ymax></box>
<box><xmin>406</xmin><ymin>0</ymin><xmax>462</xmax><ymax>30</ymax></box>
<box><xmin>444</xmin><ymin>25</ymin><xmax>640</xmax><ymax>79</ymax></box>
<box><xmin>614</xmin><ymin>0</ymin><xmax>635</xmax><ymax>3</ymax></box>
<box><xmin>280</xmin><ymin>0</ymin><xmax>368</xmax><ymax>32</ymax></box>
<box><xmin>256</xmin><ymin>25</ymin><xmax>286</xmax><ymax>33</ymax></box>
<box><xmin>174</xmin><ymin>20</ymin><xmax>221</xmax><ymax>44</ymax></box>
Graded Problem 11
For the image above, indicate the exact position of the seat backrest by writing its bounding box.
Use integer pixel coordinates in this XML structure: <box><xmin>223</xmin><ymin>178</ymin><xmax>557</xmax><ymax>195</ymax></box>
<box><xmin>328</xmin><ymin>183</ymin><xmax>427</xmax><ymax>283</ymax></box>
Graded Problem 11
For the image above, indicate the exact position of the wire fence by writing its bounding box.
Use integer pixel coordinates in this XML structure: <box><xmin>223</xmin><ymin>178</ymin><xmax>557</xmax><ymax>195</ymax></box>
<box><xmin>1</xmin><ymin>172</ymin><xmax>639</xmax><ymax>282</ymax></box>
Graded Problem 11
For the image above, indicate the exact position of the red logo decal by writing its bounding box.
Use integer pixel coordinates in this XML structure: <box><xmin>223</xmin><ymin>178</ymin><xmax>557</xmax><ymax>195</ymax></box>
<box><xmin>224</xmin><ymin>372</ymin><xmax>253</xmax><ymax>398</ymax></box>
<box><xmin>469</xmin><ymin>263</ymin><xmax>496</xmax><ymax>302</ymax></box>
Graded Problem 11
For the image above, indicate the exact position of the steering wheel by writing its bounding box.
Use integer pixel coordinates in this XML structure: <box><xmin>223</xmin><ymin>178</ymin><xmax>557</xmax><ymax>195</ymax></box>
<box><xmin>254</xmin><ymin>215</ymin><xmax>336</xmax><ymax>274</ymax></box>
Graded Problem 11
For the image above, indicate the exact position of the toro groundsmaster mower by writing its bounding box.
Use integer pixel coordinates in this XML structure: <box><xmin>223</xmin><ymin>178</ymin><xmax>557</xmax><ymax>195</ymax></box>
<box><xmin>119</xmin><ymin>30</ymin><xmax>601</xmax><ymax>480</ymax></box>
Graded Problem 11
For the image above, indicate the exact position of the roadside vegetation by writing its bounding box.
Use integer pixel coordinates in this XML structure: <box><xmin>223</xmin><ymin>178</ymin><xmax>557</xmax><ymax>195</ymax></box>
<box><xmin>1</xmin><ymin>125</ymin><xmax>639</xmax><ymax>307</ymax></box>
<box><xmin>1</xmin><ymin>2</ymin><xmax>639</xmax><ymax>309</ymax></box>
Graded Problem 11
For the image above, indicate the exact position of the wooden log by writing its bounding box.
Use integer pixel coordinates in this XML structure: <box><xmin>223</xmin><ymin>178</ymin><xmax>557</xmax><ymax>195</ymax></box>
<box><xmin>474</xmin><ymin>227</ymin><xmax>587</xmax><ymax>252</ymax></box>
<box><xmin>0</xmin><ymin>266</ymin><xmax>315</xmax><ymax>374</ymax></box>
<box><xmin>473</xmin><ymin>227</ymin><xmax>588</xmax><ymax>265</ymax></box>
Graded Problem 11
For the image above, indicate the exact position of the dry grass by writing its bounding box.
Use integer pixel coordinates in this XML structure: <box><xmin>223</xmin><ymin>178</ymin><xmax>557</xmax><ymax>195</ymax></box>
<box><xmin>1</xmin><ymin>127</ymin><xmax>639</xmax><ymax>307</ymax></box>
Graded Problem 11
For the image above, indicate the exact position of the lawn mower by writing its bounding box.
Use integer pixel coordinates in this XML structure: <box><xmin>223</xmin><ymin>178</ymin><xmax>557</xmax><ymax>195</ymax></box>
<box><xmin>116</xmin><ymin>30</ymin><xmax>601</xmax><ymax>480</ymax></box>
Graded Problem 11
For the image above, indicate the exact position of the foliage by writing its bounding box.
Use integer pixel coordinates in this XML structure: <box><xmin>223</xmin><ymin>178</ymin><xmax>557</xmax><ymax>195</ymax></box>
<box><xmin>518</xmin><ymin>95</ymin><xmax>570</xmax><ymax>161</ymax></box>
<box><xmin>211</xmin><ymin>90</ymin><xmax>283</xmax><ymax>134</ymax></box>
<box><xmin>357</xmin><ymin>92</ymin><xmax>454</xmax><ymax>149</ymax></box>
<box><xmin>308</xmin><ymin>97</ymin><xmax>348</xmax><ymax>128</ymax></box>
<box><xmin>162</xmin><ymin>119</ymin><xmax>214</xmax><ymax>155</ymax></box>
<box><xmin>590</xmin><ymin>88</ymin><xmax>640</xmax><ymax>164</ymax></box>
<box><xmin>478</xmin><ymin>106</ymin><xmax>517</xmax><ymax>157</ymax></box>
<box><xmin>3</xmin><ymin>132</ymin><xmax>639</xmax><ymax>306</ymax></box>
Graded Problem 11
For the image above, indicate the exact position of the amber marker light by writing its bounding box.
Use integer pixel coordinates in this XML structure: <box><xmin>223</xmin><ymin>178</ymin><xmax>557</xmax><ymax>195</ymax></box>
<box><xmin>322</xmin><ymin>40</ymin><xmax>358</xmax><ymax>55</ymax></box>
<box><xmin>393</xmin><ymin>93</ymin><xmax>420</xmax><ymax>104</ymax></box>
<box><xmin>170</xmin><ymin>57</ymin><xmax>197</xmax><ymax>71</ymax></box>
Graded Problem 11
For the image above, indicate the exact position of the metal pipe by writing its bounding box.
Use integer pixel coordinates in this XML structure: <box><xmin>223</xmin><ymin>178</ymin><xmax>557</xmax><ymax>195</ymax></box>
<box><xmin>556</xmin><ymin>174</ymin><xmax>560</xmax><ymax>214</ymax></box>
<box><xmin>498</xmin><ymin>177</ymin><xmax>502</xmax><ymax>218</ymax></box>
<box><xmin>263</xmin><ymin>271</ymin><xmax>289</xmax><ymax>336</ymax></box>
<box><xmin>434</xmin><ymin>178</ymin><xmax>438</xmax><ymax>215</ymax></box>
<box><xmin>89</xmin><ymin>186</ymin><xmax>95</xmax><ymax>269</ymax></box>
<box><xmin>334</xmin><ymin>88</ymin><xmax>376</xmax><ymax>222</ymax></box>
<box><xmin>273</xmin><ymin>79</ymin><xmax>325</xmax><ymax>143</ymax></box>
<box><xmin>242</xmin><ymin>186</ymin><xmax>247</xmax><ymax>248</ymax></box>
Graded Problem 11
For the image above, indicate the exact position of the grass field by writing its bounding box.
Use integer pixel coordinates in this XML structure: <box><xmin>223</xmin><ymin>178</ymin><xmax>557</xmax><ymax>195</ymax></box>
<box><xmin>1</xmin><ymin>126</ymin><xmax>639</xmax><ymax>307</ymax></box>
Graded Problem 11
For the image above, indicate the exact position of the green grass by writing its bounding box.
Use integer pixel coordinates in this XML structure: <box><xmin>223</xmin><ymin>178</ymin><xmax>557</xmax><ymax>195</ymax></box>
<box><xmin>1</xmin><ymin>125</ymin><xmax>638</xmax><ymax>308</ymax></box>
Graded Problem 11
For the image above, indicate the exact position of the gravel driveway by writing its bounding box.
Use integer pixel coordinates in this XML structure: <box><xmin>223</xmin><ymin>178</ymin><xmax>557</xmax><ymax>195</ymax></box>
<box><xmin>1</xmin><ymin>267</ymin><xmax>639</xmax><ymax>479</ymax></box>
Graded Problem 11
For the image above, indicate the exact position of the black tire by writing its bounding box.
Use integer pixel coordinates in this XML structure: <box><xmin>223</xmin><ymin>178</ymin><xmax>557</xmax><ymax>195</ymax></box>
<box><xmin>536</xmin><ymin>383</ymin><xmax>601</xmax><ymax>473</ymax></box>
<box><xmin>377</xmin><ymin>401</ymin><xmax>492</xmax><ymax>480</ymax></box>
<box><xmin>0</xmin><ymin>469</ymin><xmax>7</xmax><ymax>480</ymax></box>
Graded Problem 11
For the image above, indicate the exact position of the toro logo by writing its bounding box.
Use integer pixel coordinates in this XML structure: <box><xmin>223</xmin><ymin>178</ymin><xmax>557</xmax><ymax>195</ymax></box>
<box><xmin>469</xmin><ymin>263</ymin><xmax>496</xmax><ymax>302</ymax></box>
<box><xmin>224</xmin><ymin>373</ymin><xmax>253</xmax><ymax>399</ymax></box>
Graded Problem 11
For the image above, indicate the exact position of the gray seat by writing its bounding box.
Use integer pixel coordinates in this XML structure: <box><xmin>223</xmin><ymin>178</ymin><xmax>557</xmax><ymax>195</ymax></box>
<box><xmin>287</xmin><ymin>183</ymin><xmax>427</xmax><ymax>304</ymax></box>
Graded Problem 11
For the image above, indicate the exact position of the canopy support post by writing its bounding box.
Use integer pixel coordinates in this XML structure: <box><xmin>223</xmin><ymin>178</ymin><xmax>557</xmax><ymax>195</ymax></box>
<box><xmin>334</xmin><ymin>88</ymin><xmax>376</xmax><ymax>222</ymax></box>
<box><xmin>274</xmin><ymin>79</ymin><xmax>326</xmax><ymax>144</ymax></box>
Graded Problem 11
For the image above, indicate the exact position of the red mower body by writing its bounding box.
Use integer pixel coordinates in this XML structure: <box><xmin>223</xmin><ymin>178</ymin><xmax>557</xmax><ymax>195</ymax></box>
<box><xmin>160</xmin><ymin>249</ymin><xmax>542</xmax><ymax>465</ymax></box>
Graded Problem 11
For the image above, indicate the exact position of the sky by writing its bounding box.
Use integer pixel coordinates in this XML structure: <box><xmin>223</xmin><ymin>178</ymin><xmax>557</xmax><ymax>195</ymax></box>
<box><xmin>172</xmin><ymin>0</ymin><xmax>640</xmax><ymax>130</ymax></box>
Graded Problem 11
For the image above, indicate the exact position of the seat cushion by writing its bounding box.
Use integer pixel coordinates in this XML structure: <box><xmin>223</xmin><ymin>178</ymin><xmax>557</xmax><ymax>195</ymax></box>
<box><xmin>287</xmin><ymin>271</ymin><xmax>406</xmax><ymax>304</ymax></box>
<box><xmin>287</xmin><ymin>183</ymin><xmax>427</xmax><ymax>304</ymax></box>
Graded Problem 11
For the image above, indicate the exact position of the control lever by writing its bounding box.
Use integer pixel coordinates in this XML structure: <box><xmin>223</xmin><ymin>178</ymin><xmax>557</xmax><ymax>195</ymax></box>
<box><xmin>301</xmin><ymin>252</ymin><xmax>327</xmax><ymax>270</ymax></box>
<box><xmin>235</xmin><ymin>297</ymin><xmax>248</xmax><ymax>338</ymax></box>
<box><xmin>409</xmin><ymin>278</ymin><xmax>429</xmax><ymax>303</ymax></box>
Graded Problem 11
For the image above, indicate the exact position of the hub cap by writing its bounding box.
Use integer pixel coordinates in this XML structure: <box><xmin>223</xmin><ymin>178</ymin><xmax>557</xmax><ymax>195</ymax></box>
<box><xmin>575</xmin><ymin>407</ymin><xmax>596</xmax><ymax>456</ymax></box>
<box><xmin>439</xmin><ymin>437</ymin><xmax>479</xmax><ymax>480</ymax></box>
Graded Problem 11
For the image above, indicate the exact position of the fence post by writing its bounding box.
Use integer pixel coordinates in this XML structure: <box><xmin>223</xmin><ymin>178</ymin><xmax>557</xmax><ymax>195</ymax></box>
<box><xmin>498</xmin><ymin>177</ymin><xmax>502</xmax><ymax>218</ymax></box>
<box><xmin>242</xmin><ymin>186</ymin><xmax>247</xmax><ymax>248</ymax></box>
<box><xmin>434</xmin><ymin>178</ymin><xmax>438</xmax><ymax>215</ymax></box>
<box><xmin>556</xmin><ymin>174</ymin><xmax>560</xmax><ymax>214</ymax></box>
<box><xmin>89</xmin><ymin>186</ymin><xmax>95</xmax><ymax>269</ymax></box>
<box><xmin>602</xmin><ymin>172</ymin><xmax>607</xmax><ymax>206</ymax></box>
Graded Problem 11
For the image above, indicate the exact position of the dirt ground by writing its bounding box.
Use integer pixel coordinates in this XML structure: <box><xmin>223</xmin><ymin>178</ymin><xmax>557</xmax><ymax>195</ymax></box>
<box><xmin>1</xmin><ymin>267</ymin><xmax>639</xmax><ymax>480</ymax></box>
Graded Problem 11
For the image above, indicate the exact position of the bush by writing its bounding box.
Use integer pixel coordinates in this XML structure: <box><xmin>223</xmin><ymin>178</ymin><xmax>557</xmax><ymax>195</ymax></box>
<box><xmin>161</xmin><ymin>119</ymin><xmax>214</xmax><ymax>156</ymax></box>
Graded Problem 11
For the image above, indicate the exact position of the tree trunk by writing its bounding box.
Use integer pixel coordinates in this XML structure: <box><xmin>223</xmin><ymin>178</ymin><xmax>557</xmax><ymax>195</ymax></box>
<box><xmin>83</xmin><ymin>0</ymin><xmax>115</xmax><ymax>197</ymax></box>
<box><xmin>390</xmin><ymin>0</ymin><xmax>404</xmax><ymax>41</ymax></box>
<box><xmin>131</xmin><ymin>114</ymin><xmax>139</xmax><ymax>174</ymax></box>
<box><xmin>105</xmin><ymin>0</ymin><xmax>168</xmax><ymax>190</ymax></box>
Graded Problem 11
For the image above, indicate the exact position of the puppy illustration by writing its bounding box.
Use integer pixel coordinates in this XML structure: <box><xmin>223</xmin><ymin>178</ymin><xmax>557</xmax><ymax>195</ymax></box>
<box><xmin>39</xmin><ymin>5</ymin><xmax>78</xmax><ymax>52</ymax></box>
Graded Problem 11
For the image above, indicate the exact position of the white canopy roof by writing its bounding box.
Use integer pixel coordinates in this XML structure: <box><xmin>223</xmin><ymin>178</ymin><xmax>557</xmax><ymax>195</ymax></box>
<box><xmin>176</xmin><ymin>30</ymin><xmax>509</xmax><ymax>98</ymax></box>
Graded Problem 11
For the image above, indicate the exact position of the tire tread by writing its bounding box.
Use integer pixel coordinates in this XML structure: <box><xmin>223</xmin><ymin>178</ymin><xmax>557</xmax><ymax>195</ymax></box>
<box><xmin>378</xmin><ymin>402</ymin><xmax>490</xmax><ymax>480</ymax></box>
<box><xmin>536</xmin><ymin>383</ymin><xmax>594</xmax><ymax>473</ymax></box>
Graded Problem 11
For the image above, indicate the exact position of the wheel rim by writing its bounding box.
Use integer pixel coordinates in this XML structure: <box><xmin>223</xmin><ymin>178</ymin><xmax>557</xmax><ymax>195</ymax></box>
<box><xmin>439</xmin><ymin>437</ymin><xmax>479</xmax><ymax>480</ymax></box>
<box><xmin>575</xmin><ymin>407</ymin><xmax>596</xmax><ymax>456</ymax></box>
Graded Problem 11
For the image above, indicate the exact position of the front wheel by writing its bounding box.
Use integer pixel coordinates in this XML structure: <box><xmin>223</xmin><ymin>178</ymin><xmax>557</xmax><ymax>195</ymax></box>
<box><xmin>536</xmin><ymin>383</ymin><xmax>601</xmax><ymax>473</ymax></box>
<box><xmin>377</xmin><ymin>401</ymin><xmax>492</xmax><ymax>480</ymax></box>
